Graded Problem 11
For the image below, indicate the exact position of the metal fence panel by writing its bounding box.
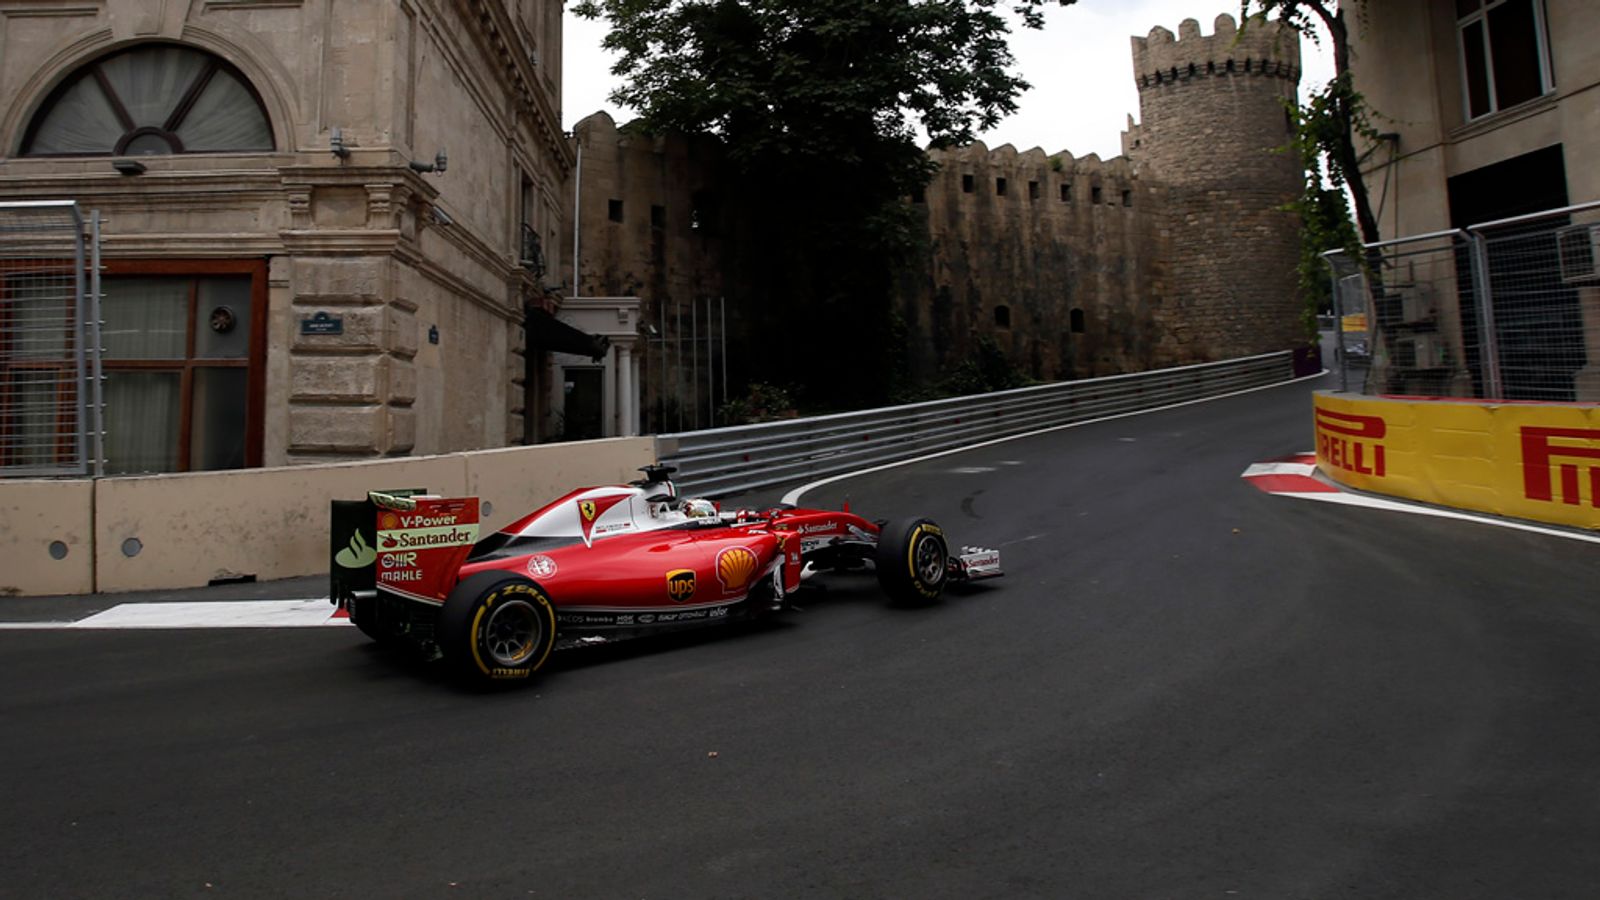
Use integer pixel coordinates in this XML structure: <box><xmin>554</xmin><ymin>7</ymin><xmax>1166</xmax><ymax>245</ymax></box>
<box><xmin>658</xmin><ymin>352</ymin><xmax>1294</xmax><ymax>498</ymax></box>
<box><xmin>0</xmin><ymin>201</ymin><xmax>101</xmax><ymax>477</ymax></box>
<box><xmin>1326</xmin><ymin>201</ymin><xmax>1600</xmax><ymax>403</ymax></box>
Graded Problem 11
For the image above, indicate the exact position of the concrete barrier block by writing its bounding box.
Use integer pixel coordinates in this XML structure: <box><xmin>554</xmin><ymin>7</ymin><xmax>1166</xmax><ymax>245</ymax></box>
<box><xmin>0</xmin><ymin>479</ymin><xmax>95</xmax><ymax>597</ymax></box>
<box><xmin>94</xmin><ymin>454</ymin><xmax>471</xmax><ymax>593</ymax></box>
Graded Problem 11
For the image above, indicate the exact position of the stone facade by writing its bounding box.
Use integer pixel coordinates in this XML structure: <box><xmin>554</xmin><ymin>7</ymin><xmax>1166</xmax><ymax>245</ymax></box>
<box><xmin>568</xmin><ymin>13</ymin><xmax>1305</xmax><ymax>411</ymax></box>
<box><xmin>1128</xmin><ymin>13</ymin><xmax>1303</xmax><ymax>363</ymax></box>
<box><xmin>0</xmin><ymin>0</ymin><xmax>571</xmax><ymax>469</ymax></box>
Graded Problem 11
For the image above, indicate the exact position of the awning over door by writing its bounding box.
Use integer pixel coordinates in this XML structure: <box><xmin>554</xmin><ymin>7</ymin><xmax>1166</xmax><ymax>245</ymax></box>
<box><xmin>527</xmin><ymin>307</ymin><xmax>609</xmax><ymax>360</ymax></box>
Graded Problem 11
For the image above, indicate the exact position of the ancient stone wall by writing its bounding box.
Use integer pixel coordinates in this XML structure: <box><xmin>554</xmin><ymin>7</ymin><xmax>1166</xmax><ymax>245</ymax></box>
<box><xmin>1128</xmin><ymin>14</ymin><xmax>1304</xmax><ymax>362</ymax></box>
<box><xmin>569</xmin><ymin>13</ymin><xmax>1307</xmax><ymax>407</ymax></box>
<box><xmin>906</xmin><ymin>144</ymin><xmax>1165</xmax><ymax>381</ymax></box>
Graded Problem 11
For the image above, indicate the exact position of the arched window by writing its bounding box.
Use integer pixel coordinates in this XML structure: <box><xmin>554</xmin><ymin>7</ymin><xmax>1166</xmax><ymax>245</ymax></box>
<box><xmin>21</xmin><ymin>44</ymin><xmax>273</xmax><ymax>157</ymax></box>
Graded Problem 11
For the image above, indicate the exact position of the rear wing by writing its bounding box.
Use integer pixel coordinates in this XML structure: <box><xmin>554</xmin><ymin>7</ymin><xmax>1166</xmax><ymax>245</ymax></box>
<box><xmin>330</xmin><ymin>492</ymin><xmax>481</xmax><ymax>606</ymax></box>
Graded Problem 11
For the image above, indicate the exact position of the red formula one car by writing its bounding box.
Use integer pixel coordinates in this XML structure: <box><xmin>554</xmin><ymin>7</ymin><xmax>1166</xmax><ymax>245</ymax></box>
<box><xmin>329</xmin><ymin>465</ymin><xmax>1001</xmax><ymax>684</ymax></box>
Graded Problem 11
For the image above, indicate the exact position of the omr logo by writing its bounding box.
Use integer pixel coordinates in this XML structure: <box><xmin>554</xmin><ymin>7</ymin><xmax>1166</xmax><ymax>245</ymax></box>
<box><xmin>1315</xmin><ymin>408</ymin><xmax>1387</xmax><ymax>477</ymax></box>
<box><xmin>1521</xmin><ymin>426</ymin><xmax>1600</xmax><ymax>507</ymax></box>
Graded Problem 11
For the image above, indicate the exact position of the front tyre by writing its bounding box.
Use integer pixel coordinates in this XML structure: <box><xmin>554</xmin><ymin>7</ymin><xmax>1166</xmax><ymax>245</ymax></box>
<box><xmin>437</xmin><ymin>572</ymin><xmax>557</xmax><ymax>684</ymax></box>
<box><xmin>875</xmin><ymin>517</ymin><xmax>949</xmax><ymax>606</ymax></box>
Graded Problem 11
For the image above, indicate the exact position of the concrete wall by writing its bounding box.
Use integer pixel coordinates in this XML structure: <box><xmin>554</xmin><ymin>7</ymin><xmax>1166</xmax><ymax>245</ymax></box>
<box><xmin>0</xmin><ymin>480</ymin><xmax>95</xmax><ymax>597</ymax></box>
<box><xmin>1315</xmin><ymin>391</ymin><xmax>1600</xmax><ymax>531</ymax></box>
<box><xmin>0</xmin><ymin>437</ymin><xmax>654</xmax><ymax>597</ymax></box>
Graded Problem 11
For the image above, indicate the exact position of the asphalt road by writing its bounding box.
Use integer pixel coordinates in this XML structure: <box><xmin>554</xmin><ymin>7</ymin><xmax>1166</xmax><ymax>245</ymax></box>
<box><xmin>3</xmin><ymin>372</ymin><xmax>1598</xmax><ymax>899</ymax></box>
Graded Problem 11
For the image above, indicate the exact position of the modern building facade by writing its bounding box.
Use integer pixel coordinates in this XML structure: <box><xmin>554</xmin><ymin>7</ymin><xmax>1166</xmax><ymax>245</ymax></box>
<box><xmin>0</xmin><ymin>0</ymin><xmax>577</xmax><ymax>474</ymax></box>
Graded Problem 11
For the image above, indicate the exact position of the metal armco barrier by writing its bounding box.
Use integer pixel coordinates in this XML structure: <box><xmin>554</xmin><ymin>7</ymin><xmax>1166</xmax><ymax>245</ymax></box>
<box><xmin>657</xmin><ymin>351</ymin><xmax>1294</xmax><ymax>498</ymax></box>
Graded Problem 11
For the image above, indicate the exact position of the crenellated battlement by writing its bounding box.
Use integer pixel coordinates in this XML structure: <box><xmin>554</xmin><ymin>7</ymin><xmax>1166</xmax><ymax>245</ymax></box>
<box><xmin>928</xmin><ymin>141</ymin><xmax>1135</xmax><ymax>181</ymax></box>
<box><xmin>1131</xmin><ymin>13</ymin><xmax>1299</xmax><ymax>89</ymax></box>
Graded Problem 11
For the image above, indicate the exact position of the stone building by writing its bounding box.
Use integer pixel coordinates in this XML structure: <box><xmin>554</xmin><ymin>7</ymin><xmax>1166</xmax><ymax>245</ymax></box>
<box><xmin>0</xmin><ymin>0</ymin><xmax>578</xmax><ymax>474</ymax></box>
<box><xmin>567</xmin><ymin>13</ymin><xmax>1306</xmax><ymax>422</ymax></box>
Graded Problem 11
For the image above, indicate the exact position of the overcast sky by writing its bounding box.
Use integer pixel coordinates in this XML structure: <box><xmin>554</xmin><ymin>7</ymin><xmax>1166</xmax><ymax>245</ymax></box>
<box><xmin>562</xmin><ymin>1</ymin><xmax>1337</xmax><ymax>161</ymax></box>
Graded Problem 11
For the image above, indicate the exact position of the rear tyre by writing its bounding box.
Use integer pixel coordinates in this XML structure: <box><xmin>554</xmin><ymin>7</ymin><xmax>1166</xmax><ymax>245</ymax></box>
<box><xmin>437</xmin><ymin>572</ymin><xmax>558</xmax><ymax>684</ymax></box>
<box><xmin>875</xmin><ymin>517</ymin><xmax>949</xmax><ymax>606</ymax></box>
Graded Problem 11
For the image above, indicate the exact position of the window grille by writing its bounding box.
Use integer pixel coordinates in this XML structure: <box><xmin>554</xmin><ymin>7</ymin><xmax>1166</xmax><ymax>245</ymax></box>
<box><xmin>21</xmin><ymin>44</ymin><xmax>274</xmax><ymax>156</ymax></box>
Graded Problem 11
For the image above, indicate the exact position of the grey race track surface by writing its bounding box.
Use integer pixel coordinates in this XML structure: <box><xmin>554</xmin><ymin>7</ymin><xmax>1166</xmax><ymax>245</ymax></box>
<box><xmin>2</xmin><ymin>372</ymin><xmax>1598</xmax><ymax>899</ymax></box>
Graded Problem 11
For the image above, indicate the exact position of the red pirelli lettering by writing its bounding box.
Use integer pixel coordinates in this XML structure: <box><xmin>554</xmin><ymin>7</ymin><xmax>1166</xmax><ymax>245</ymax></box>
<box><xmin>1316</xmin><ymin>409</ymin><xmax>1388</xmax><ymax>478</ymax></box>
<box><xmin>1521</xmin><ymin>426</ymin><xmax>1600</xmax><ymax>506</ymax></box>
<box><xmin>1315</xmin><ymin>408</ymin><xmax>1387</xmax><ymax>440</ymax></box>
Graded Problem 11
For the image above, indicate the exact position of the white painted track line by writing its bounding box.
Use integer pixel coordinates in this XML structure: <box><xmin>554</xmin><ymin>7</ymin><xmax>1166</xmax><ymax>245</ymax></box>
<box><xmin>0</xmin><ymin>599</ymin><xmax>352</xmax><ymax>630</ymax></box>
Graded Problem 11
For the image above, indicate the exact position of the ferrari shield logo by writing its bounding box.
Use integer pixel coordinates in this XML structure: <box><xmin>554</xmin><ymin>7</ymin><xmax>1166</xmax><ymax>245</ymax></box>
<box><xmin>579</xmin><ymin>500</ymin><xmax>598</xmax><ymax>522</ymax></box>
<box><xmin>666</xmin><ymin>569</ymin><xmax>696</xmax><ymax>602</ymax></box>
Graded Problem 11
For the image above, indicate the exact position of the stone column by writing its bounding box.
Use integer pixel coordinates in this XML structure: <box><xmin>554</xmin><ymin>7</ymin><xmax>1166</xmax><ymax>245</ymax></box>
<box><xmin>616</xmin><ymin>340</ymin><xmax>635</xmax><ymax>437</ymax></box>
<box><xmin>601</xmin><ymin>348</ymin><xmax>617</xmax><ymax>437</ymax></box>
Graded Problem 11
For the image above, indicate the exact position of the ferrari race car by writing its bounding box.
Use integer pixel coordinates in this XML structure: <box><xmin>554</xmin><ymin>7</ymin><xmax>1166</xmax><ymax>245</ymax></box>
<box><xmin>329</xmin><ymin>465</ymin><xmax>1002</xmax><ymax>685</ymax></box>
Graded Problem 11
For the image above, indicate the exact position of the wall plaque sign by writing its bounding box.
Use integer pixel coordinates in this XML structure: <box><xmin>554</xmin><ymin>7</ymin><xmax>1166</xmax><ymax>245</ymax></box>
<box><xmin>301</xmin><ymin>311</ymin><xmax>343</xmax><ymax>335</ymax></box>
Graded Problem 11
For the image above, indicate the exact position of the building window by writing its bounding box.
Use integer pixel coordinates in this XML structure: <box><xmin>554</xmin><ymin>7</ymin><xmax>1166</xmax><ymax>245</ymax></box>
<box><xmin>1070</xmin><ymin>308</ymin><xmax>1086</xmax><ymax>333</ymax></box>
<box><xmin>608</xmin><ymin>199</ymin><xmax>624</xmax><ymax>223</ymax></box>
<box><xmin>994</xmin><ymin>305</ymin><xmax>1011</xmax><ymax>329</ymax></box>
<box><xmin>996</xmin><ymin>177</ymin><xmax>1007</xmax><ymax>196</ymax></box>
<box><xmin>1122</xmin><ymin>189</ymin><xmax>1133</xmax><ymax>207</ymax></box>
<box><xmin>962</xmin><ymin>174</ymin><xmax>975</xmax><ymax>193</ymax></box>
<box><xmin>1091</xmin><ymin>186</ymin><xmax>1103</xmax><ymax>204</ymax></box>
<box><xmin>1456</xmin><ymin>0</ymin><xmax>1552</xmax><ymax>120</ymax></box>
<box><xmin>21</xmin><ymin>44</ymin><xmax>273</xmax><ymax>156</ymax></box>
<box><xmin>650</xmin><ymin>204</ymin><xmax>666</xmax><ymax>229</ymax></box>
<box><xmin>1028</xmin><ymin>181</ymin><xmax>1040</xmax><ymax>201</ymax></box>
<box><xmin>97</xmin><ymin>261</ymin><xmax>266</xmax><ymax>473</ymax></box>
<box><xmin>1060</xmin><ymin>183</ymin><xmax>1072</xmax><ymax>202</ymax></box>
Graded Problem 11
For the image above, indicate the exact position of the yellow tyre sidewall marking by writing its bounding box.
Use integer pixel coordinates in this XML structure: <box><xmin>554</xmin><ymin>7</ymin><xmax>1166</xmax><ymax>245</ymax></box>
<box><xmin>468</xmin><ymin>584</ymin><xmax>557</xmax><ymax>679</ymax></box>
<box><xmin>906</xmin><ymin>525</ymin><xmax>944</xmax><ymax>599</ymax></box>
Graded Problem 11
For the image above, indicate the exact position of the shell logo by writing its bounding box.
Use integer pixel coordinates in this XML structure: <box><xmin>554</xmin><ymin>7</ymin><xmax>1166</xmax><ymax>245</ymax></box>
<box><xmin>379</xmin><ymin>512</ymin><xmax>400</xmax><ymax>531</ymax></box>
<box><xmin>716</xmin><ymin>547</ymin><xmax>759</xmax><ymax>592</ymax></box>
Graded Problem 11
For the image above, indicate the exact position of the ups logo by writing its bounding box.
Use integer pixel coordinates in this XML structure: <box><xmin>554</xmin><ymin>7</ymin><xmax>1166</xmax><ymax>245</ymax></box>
<box><xmin>666</xmin><ymin>569</ymin><xmax>696</xmax><ymax>602</ymax></box>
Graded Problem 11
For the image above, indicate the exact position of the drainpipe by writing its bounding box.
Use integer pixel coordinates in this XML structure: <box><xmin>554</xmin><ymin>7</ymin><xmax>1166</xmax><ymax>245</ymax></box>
<box><xmin>571</xmin><ymin>136</ymin><xmax>582</xmax><ymax>299</ymax></box>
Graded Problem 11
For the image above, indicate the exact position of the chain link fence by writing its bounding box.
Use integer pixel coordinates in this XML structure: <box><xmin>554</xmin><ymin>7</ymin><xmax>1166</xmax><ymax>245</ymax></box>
<box><xmin>0</xmin><ymin>201</ymin><xmax>103</xmax><ymax>477</ymax></box>
<box><xmin>1327</xmin><ymin>201</ymin><xmax>1600</xmax><ymax>402</ymax></box>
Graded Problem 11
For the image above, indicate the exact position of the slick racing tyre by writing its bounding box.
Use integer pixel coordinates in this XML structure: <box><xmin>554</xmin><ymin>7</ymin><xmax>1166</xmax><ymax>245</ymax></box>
<box><xmin>875</xmin><ymin>517</ymin><xmax>949</xmax><ymax>606</ymax></box>
<box><xmin>438</xmin><ymin>572</ymin><xmax>558</xmax><ymax>684</ymax></box>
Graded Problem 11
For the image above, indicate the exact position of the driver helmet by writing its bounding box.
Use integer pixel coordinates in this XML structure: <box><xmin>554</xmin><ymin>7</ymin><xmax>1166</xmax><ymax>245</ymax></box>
<box><xmin>683</xmin><ymin>498</ymin><xmax>718</xmax><ymax>519</ymax></box>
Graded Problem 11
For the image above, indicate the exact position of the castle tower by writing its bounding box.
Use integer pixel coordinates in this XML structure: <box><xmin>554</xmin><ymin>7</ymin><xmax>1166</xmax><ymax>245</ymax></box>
<box><xmin>1129</xmin><ymin>14</ymin><xmax>1304</xmax><ymax>360</ymax></box>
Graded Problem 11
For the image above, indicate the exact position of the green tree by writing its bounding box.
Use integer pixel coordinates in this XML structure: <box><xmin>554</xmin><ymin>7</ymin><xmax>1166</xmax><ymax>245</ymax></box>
<box><xmin>1285</xmin><ymin>95</ymin><xmax>1359</xmax><ymax>342</ymax></box>
<box><xmin>573</xmin><ymin>0</ymin><xmax>1072</xmax><ymax>407</ymax></box>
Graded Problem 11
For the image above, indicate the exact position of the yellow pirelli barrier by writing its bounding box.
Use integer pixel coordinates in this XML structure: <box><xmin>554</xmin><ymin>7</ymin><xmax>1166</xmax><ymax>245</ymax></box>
<box><xmin>1314</xmin><ymin>392</ymin><xmax>1600</xmax><ymax>531</ymax></box>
